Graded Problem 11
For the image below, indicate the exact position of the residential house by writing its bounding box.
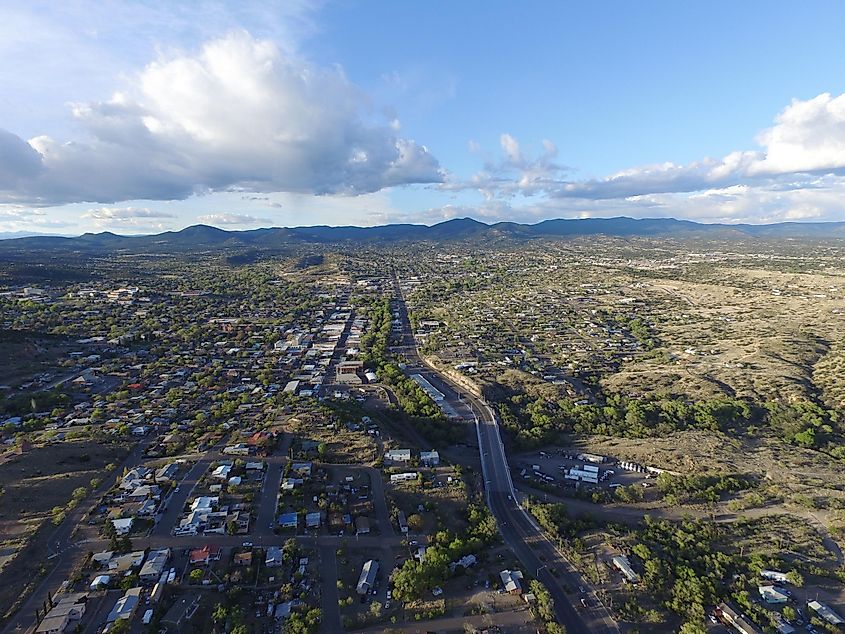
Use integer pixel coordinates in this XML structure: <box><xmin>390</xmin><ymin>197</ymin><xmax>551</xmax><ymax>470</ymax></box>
<box><xmin>355</xmin><ymin>516</ymin><xmax>370</xmax><ymax>535</ymax></box>
<box><xmin>305</xmin><ymin>511</ymin><xmax>322</xmax><ymax>529</ymax></box>
<box><xmin>161</xmin><ymin>594</ymin><xmax>200</xmax><ymax>633</ymax></box>
<box><xmin>189</xmin><ymin>545</ymin><xmax>222</xmax><ymax>566</ymax></box>
<box><xmin>36</xmin><ymin>593</ymin><xmax>88</xmax><ymax>634</ymax></box>
<box><xmin>385</xmin><ymin>449</ymin><xmax>412</xmax><ymax>463</ymax></box>
<box><xmin>265</xmin><ymin>546</ymin><xmax>284</xmax><ymax>567</ymax></box>
<box><xmin>611</xmin><ymin>555</ymin><xmax>640</xmax><ymax>583</ymax></box>
<box><xmin>808</xmin><ymin>601</ymin><xmax>845</xmax><ymax>627</ymax></box>
<box><xmin>500</xmin><ymin>569</ymin><xmax>524</xmax><ymax>594</ymax></box>
<box><xmin>420</xmin><ymin>450</ymin><xmax>440</xmax><ymax>466</ymax></box>
<box><xmin>390</xmin><ymin>472</ymin><xmax>418</xmax><ymax>482</ymax></box>
<box><xmin>715</xmin><ymin>603</ymin><xmax>763</xmax><ymax>634</ymax></box>
<box><xmin>106</xmin><ymin>587</ymin><xmax>141</xmax><ymax>624</ymax></box>
<box><xmin>140</xmin><ymin>549</ymin><xmax>171</xmax><ymax>584</ymax></box>
<box><xmin>155</xmin><ymin>463</ymin><xmax>180</xmax><ymax>482</ymax></box>
<box><xmin>111</xmin><ymin>517</ymin><xmax>134</xmax><ymax>536</ymax></box>
<box><xmin>291</xmin><ymin>462</ymin><xmax>312</xmax><ymax>478</ymax></box>
<box><xmin>278</xmin><ymin>512</ymin><xmax>298</xmax><ymax>530</ymax></box>
<box><xmin>758</xmin><ymin>585</ymin><xmax>789</xmax><ymax>604</ymax></box>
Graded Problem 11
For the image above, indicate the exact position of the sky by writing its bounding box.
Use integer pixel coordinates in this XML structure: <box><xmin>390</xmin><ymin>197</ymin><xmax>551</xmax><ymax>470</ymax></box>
<box><xmin>2</xmin><ymin>1</ymin><xmax>845</xmax><ymax>235</ymax></box>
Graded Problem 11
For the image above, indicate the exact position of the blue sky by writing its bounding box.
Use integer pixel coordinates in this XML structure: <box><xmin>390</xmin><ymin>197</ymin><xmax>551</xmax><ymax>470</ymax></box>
<box><xmin>2</xmin><ymin>1</ymin><xmax>845</xmax><ymax>234</ymax></box>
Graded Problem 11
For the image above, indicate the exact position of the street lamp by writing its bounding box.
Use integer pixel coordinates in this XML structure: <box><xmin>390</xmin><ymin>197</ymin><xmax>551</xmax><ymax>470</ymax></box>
<box><xmin>537</xmin><ymin>564</ymin><xmax>547</xmax><ymax>577</ymax></box>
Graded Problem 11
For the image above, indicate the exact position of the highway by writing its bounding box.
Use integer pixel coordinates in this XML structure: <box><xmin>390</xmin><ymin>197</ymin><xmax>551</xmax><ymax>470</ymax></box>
<box><xmin>392</xmin><ymin>274</ymin><xmax>619</xmax><ymax>633</ymax></box>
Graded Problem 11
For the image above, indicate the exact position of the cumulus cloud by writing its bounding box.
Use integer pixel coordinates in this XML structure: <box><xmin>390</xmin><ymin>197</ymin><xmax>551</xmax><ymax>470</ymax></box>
<box><xmin>0</xmin><ymin>30</ymin><xmax>443</xmax><ymax>207</ymax></box>
<box><xmin>455</xmin><ymin>90</ymin><xmax>845</xmax><ymax>208</ymax></box>
<box><xmin>197</xmin><ymin>213</ymin><xmax>271</xmax><ymax>226</ymax></box>
<box><xmin>83</xmin><ymin>206</ymin><xmax>176</xmax><ymax>221</ymax></box>
<box><xmin>79</xmin><ymin>206</ymin><xmax>177</xmax><ymax>232</ymax></box>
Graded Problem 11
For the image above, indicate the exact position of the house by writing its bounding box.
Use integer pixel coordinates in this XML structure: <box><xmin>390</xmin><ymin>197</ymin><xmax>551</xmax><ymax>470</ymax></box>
<box><xmin>265</xmin><ymin>546</ymin><xmax>284</xmax><ymax>567</ymax></box>
<box><xmin>161</xmin><ymin>594</ymin><xmax>200</xmax><ymax>633</ymax></box>
<box><xmin>135</xmin><ymin>498</ymin><xmax>158</xmax><ymax>517</ymax></box>
<box><xmin>759</xmin><ymin>569</ymin><xmax>791</xmax><ymax>584</ymax></box>
<box><xmin>397</xmin><ymin>511</ymin><xmax>408</xmax><ymax>534</ymax></box>
<box><xmin>36</xmin><ymin>593</ymin><xmax>88</xmax><ymax>634</ymax></box>
<box><xmin>357</xmin><ymin>560</ymin><xmax>379</xmax><ymax>595</ymax></box>
<box><xmin>329</xmin><ymin>513</ymin><xmax>345</xmax><ymax>531</ymax></box>
<box><xmin>449</xmin><ymin>554</ymin><xmax>477</xmax><ymax>572</ymax></box>
<box><xmin>140</xmin><ymin>549</ymin><xmax>171</xmax><ymax>584</ymax></box>
<box><xmin>111</xmin><ymin>517</ymin><xmax>134</xmax><ymax>536</ymax></box>
<box><xmin>127</xmin><ymin>484</ymin><xmax>160</xmax><ymax>500</ymax></box>
<box><xmin>758</xmin><ymin>585</ymin><xmax>789</xmax><ymax>604</ymax></box>
<box><xmin>190</xmin><ymin>496</ymin><xmax>218</xmax><ymax>513</ymax></box>
<box><xmin>89</xmin><ymin>575</ymin><xmax>110</xmax><ymax>590</ymax></box>
<box><xmin>211</xmin><ymin>464</ymin><xmax>232</xmax><ymax>480</ymax></box>
<box><xmin>278</xmin><ymin>512</ymin><xmax>298</xmax><ymax>529</ymax></box>
<box><xmin>420</xmin><ymin>450</ymin><xmax>440</xmax><ymax>466</ymax></box>
<box><xmin>306</xmin><ymin>511</ymin><xmax>322</xmax><ymax>529</ymax></box>
<box><xmin>223</xmin><ymin>443</ymin><xmax>251</xmax><ymax>456</ymax></box>
<box><xmin>611</xmin><ymin>555</ymin><xmax>639</xmax><ymax>583</ymax></box>
<box><xmin>155</xmin><ymin>463</ymin><xmax>180</xmax><ymax>482</ymax></box>
<box><xmin>385</xmin><ymin>449</ymin><xmax>412</xmax><ymax>463</ymax></box>
<box><xmin>107</xmin><ymin>551</ymin><xmax>145</xmax><ymax>573</ymax></box>
<box><xmin>808</xmin><ymin>601</ymin><xmax>845</xmax><ymax>627</ymax></box>
<box><xmin>413</xmin><ymin>546</ymin><xmax>427</xmax><ymax>562</ymax></box>
<box><xmin>92</xmin><ymin>551</ymin><xmax>115</xmax><ymax>568</ymax></box>
<box><xmin>281</xmin><ymin>477</ymin><xmax>303</xmax><ymax>490</ymax></box>
<box><xmin>245</xmin><ymin>461</ymin><xmax>264</xmax><ymax>471</ymax></box>
<box><xmin>291</xmin><ymin>462</ymin><xmax>312</xmax><ymax>478</ymax></box>
<box><xmin>274</xmin><ymin>600</ymin><xmax>297</xmax><ymax>620</ymax></box>
<box><xmin>234</xmin><ymin>552</ymin><xmax>253</xmax><ymax>567</ymax></box>
<box><xmin>106</xmin><ymin>587</ymin><xmax>141</xmax><ymax>623</ymax></box>
<box><xmin>390</xmin><ymin>472</ymin><xmax>418</xmax><ymax>482</ymax></box>
<box><xmin>500</xmin><ymin>569</ymin><xmax>524</xmax><ymax>594</ymax></box>
<box><xmin>189</xmin><ymin>545</ymin><xmax>222</xmax><ymax>566</ymax></box>
<box><xmin>355</xmin><ymin>516</ymin><xmax>370</xmax><ymax>535</ymax></box>
<box><xmin>120</xmin><ymin>467</ymin><xmax>151</xmax><ymax>490</ymax></box>
<box><xmin>715</xmin><ymin>603</ymin><xmax>763</xmax><ymax>634</ymax></box>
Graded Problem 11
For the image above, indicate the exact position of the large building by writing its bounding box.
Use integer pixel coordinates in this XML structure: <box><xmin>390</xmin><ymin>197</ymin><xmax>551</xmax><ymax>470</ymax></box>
<box><xmin>357</xmin><ymin>559</ymin><xmax>379</xmax><ymax>595</ymax></box>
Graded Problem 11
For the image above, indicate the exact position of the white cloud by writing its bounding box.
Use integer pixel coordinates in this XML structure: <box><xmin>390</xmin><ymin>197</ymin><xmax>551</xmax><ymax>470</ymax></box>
<box><xmin>83</xmin><ymin>206</ymin><xmax>175</xmax><ymax>221</ymax></box>
<box><xmin>79</xmin><ymin>206</ymin><xmax>176</xmax><ymax>232</ymax></box>
<box><xmin>0</xmin><ymin>30</ymin><xmax>443</xmax><ymax>207</ymax></box>
<box><xmin>197</xmin><ymin>213</ymin><xmax>270</xmax><ymax>226</ymax></box>
<box><xmin>454</xmin><ymin>90</ymin><xmax>845</xmax><ymax>211</ymax></box>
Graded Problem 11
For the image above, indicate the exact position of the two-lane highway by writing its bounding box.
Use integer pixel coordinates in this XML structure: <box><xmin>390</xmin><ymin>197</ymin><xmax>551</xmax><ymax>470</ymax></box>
<box><xmin>392</xmin><ymin>273</ymin><xmax>619</xmax><ymax>633</ymax></box>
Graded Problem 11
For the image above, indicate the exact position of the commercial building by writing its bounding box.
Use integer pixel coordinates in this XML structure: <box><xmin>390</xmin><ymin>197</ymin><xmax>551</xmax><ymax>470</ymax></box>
<box><xmin>357</xmin><ymin>559</ymin><xmax>379</xmax><ymax>595</ymax></box>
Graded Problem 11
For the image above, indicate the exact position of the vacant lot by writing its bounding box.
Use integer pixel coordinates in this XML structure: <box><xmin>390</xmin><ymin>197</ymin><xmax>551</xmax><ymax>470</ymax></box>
<box><xmin>286</xmin><ymin>414</ymin><xmax>378</xmax><ymax>464</ymax></box>
<box><xmin>0</xmin><ymin>439</ymin><xmax>127</xmax><ymax>555</ymax></box>
<box><xmin>386</xmin><ymin>469</ymin><xmax>469</xmax><ymax>537</ymax></box>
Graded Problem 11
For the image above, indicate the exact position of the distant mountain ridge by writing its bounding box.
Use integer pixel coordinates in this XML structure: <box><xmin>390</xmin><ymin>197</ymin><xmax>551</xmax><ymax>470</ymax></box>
<box><xmin>4</xmin><ymin>216</ymin><xmax>845</xmax><ymax>255</ymax></box>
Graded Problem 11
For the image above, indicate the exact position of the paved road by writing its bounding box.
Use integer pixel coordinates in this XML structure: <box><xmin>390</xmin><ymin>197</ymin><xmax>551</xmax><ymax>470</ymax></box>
<box><xmin>354</xmin><ymin>608</ymin><xmax>534</xmax><ymax>633</ymax></box>
<box><xmin>392</xmin><ymin>274</ymin><xmax>619</xmax><ymax>633</ymax></box>
<box><xmin>256</xmin><ymin>459</ymin><xmax>284</xmax><ymax>537</ymax></box>
<box><xmin>366</xmin><ymin>467</ymin><xmax>394</xmax><ymax>536</ymax></box>
<box><xmin>151</xmin><ymin>450</ymin><xmax>218</xmax><ymax>537</ymax></box>
<box><xmin>318</xmin><ymin>544</ymin><xmax>342</xmax><ymax>632</ymax></box>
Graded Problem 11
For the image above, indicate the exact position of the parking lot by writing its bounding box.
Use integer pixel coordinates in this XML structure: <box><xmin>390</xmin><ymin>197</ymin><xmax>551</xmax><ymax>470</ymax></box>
<box><xmin>513</xmin><ymin>447</ymin><xmax>653</xmax><ymax>492</ymax></box>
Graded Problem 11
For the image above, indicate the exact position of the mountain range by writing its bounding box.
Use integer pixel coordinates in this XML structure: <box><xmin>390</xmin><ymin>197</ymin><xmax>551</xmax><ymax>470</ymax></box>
<box><xmin>4</xmin><ymin>216</ymin><xmax>845</xmax><ymax>255</ymax></box>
